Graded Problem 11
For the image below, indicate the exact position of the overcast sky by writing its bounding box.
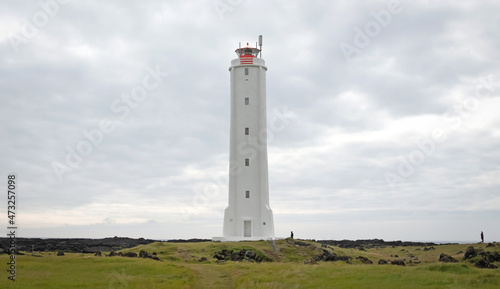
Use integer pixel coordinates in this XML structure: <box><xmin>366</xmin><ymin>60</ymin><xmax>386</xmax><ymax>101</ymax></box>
<box><xmin>1</xmin><ymin>0</ymin><xmax>499</xmax><ymax>242</ymax></box>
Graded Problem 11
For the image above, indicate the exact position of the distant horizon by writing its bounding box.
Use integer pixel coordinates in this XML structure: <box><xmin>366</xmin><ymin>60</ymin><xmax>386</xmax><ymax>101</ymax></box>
<box><xmin>5</xmin><ymin>235</ymin><xmax>488</xmax><ymax>245</ymax></box>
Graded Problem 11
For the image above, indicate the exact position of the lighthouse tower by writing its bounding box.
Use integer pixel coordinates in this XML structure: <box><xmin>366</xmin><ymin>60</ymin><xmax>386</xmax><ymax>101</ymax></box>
<box><xmin>214</xmin><ymin>36</ymin><xmax>275</xmax><ymax>241</ymax></box>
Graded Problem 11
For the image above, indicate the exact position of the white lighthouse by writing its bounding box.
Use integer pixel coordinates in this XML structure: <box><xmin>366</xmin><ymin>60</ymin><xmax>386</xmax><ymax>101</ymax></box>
<box><xmin>214</xmin><ymin>36</ymin><xmax>275</xmax><ymax>241</ymax></box>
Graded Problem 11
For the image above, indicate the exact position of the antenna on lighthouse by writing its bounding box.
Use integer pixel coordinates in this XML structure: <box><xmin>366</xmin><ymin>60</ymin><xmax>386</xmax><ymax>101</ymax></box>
<box><xmin>258</xmin><ymin>35</ymin><xmax>263</xmax><ymax>58</ymax></box>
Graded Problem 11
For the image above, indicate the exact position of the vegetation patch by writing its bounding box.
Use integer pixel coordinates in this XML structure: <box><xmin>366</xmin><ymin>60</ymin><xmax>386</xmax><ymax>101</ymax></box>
<box><xmin>427</xmin><ymin>263</ymin><xmax>472</xmax><ymax>274</ymax></box>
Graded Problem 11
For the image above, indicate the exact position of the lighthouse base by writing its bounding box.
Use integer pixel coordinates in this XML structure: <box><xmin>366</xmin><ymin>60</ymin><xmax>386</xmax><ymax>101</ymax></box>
<box><xmin>212</xmin><ymin>236</ymin><xmax>276</xmax><ymax>242</ymax></box>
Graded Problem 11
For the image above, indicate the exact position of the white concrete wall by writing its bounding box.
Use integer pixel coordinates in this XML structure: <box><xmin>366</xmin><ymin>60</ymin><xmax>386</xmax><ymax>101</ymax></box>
<box><xmin>221</xmin><ymin>56</ymin><xmax>275</xmax><ymax>239</ymax></box>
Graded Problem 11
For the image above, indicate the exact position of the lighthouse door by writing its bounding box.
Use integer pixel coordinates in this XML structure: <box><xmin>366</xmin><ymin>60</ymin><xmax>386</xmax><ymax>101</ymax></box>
<box><xmin>244</xmin><ymin>221</ymin><xmax>251</xmax><ymax>237</ymax></box>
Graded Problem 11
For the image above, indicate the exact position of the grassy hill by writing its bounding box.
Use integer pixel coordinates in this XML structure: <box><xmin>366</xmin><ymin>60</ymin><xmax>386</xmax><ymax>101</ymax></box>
<box><xmin>2</xmin><ymin>238</ymin><xmax>499</xmax><ymax>288</ymax></box>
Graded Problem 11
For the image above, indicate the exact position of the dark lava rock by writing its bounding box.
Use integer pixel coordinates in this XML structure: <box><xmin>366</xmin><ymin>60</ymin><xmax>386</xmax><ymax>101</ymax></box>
<box><xmin>314</xmin><ymin>249</ymin><xmax>351</xmax><ymax>263</ymax></box>
<box><xmin>424</xmin><ymin>247</ymin><xmax>435</xmax><ymax>251</ymax></box>
<box><xmin>479</xmin><ymin>251</ymin><xmax>500</xmax><ymax>263</ymax></box>
<box><xmin>378</xmin><ymin>259</ymin><xmax>388</xmax><ymax>265</ymax></box>
<box><xmin>199</xmin><ymin>257</ymin><xmax>207</xmax><ymax>262</ymax></box>
<box><xmin>475</xmin><ymin>257</ymin><xmax>498</xmax><ymax>269</ymax></box>
<box><xmin>122</xmin><ymin>252</ymin><xmax>138</xmax><ymax>258</ymax></box>
<box><xmin>57</xmin><ymin>251</ymin><xmax>65</xmax><ymax>256</ymax></box>
<box><xmin>213</xmin><ymin>251</ymin><xmax>225</xmax><ymax>261</ymax></box>
<box><xmin>212</xmin><ymin>248</ymin><xmax>271</xmax><ymax>263</ymax></box>
<box><xmin>94</xmin><ymin>251</ymin><xmax>102</xmax><ymax>257</ymax></box>
<box><xmin>463</xmin><ymin>246</ymin><xmax>478</xmax><ymax>260</ymax></box>
<box><xmin>486</xmin><ymin>243</ymin><xmax>495</xmax><ymax>248</ymax></box>
<box><xmin>391</xmin><ymin>259</ymin><xmax>405</xmax><ymax>266</ymax></box>
<box><xmin>439</xmin><ymin>253</ymin><xmax>458</xmax><ymax>263</ymax></box>
<box><xmin>357</xmin><ymin>256</ymin><xmax>373</xmax><ymax>264</ymax></box>
<box><xmin>317</xmin><ymin>239</ymin><xmax>437</xmax><ymax>249</ymax></box>
<box><xmin>165</xmin><ymin>238</ymin><xmax>211</xmax><ymax>243</ymax></box>
<box><xmin>139</xmin><ymin>250</ymin><xmax>148</xmax><ymax>258</ymax></box>
<box><xmin>0</xmin><ymin>237</ymin><xmax>156</xmax><ymax>253</ymax></box>
<box><xmin>108</xmin><ymin>251</ymin><xmax>116</xmax><ymax>257</ymax></box>
<box><xmin>245</xmin><ymin>250</ymin><xmax>256</xmax><ymax>259</ymax></box>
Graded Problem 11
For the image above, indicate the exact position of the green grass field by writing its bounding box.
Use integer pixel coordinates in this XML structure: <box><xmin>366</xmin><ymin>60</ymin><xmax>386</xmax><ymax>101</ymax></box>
<box><xmin>2</xmin><ymin>239</ymin><xmax>499</xmax><ymax>288</ymax></box>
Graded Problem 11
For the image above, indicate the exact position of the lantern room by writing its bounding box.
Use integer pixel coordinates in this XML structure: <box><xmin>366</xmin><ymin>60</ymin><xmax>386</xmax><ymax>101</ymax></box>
<box><xmin>235</xmin><ymin>43</ymin><xmax>261</xmax><ymax>58</ymax></box>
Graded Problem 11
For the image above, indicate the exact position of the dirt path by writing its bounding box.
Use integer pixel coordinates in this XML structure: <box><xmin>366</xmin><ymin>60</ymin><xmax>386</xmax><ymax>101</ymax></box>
<box><xmin>187</xmin><ymin>264</ymin><xmax>235</xmax><ymax>289</ymax></box>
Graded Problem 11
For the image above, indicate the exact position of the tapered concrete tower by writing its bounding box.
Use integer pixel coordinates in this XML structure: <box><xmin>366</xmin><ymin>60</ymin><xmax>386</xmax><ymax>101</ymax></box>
<box><xmin>214</xmin><ymin>36</ymin><xmax>275</xmax><ymax>241</ymax></box>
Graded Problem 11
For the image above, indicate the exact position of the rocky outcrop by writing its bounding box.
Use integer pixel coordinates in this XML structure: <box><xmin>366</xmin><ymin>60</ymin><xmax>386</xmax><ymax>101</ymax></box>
<box><xmin>475</xmin><ymin>258</ymin><xmax>498</xmax><ymax>269</ymax></box>
<box><xmin>0</xmin><ymin>237</ymin><xmax>156</xmax><ymax>253</ymax></box>
<box><xmin>439</xmin><ymin>253</ymin><xmax>458</xmax><ymax>263</ymax></box>
<box><xmin>463</xmin><ymin>246</ymin><xmax>478</xmax><ymax>260</ymax></box>
<box><xmin>479</xmin><ymin>251</ymin><xmax>500</xmax><ymax>263</ymax></box>
<box><xmin>165</xmin><ymin>239</ymin><xmax>211</xmax><ymax>243</ymax></box>
<box><xmin>316</xmin><ymin>239</ymin><xmax>438</xmax><ymax>249</ymax></box>
<box><xmin>357</xmin><ymin>256</ymin><xmax>373</xmax><ymax>264</ymax></box>
<box><xmin>391</xmin><ymin>259</ymin><xmax>405</xmax><ymax>266</ymax></box>
<box><xmin>122</xmin><ymin>252</ymin><xmax>137</xmax><ymax>258</ymax></box>
<box><xmin>138</xmin><ymin>250</ymin><xmax>160</xmax><ymax>261</ymax></box>
<box><xmin>213</xmin><ymin>249</ymin><xmax>272</xmax><ymax>263</ymax></box>
<box><xmin>378</xmin><ymin>259</ymin><xmax>388</xmax><ymax>265</ymax></box>
<box><xmin>462</xmin><ymin>246</ymin><xmax>499</xmax><ymax>269</ymax></box>
<box><xmin>314</xmin><ymin>250</ymin><xmax>351</xmax><ymax>263</ymax></box>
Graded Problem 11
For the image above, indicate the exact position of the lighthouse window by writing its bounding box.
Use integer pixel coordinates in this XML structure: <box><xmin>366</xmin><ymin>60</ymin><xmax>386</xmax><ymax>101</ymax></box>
<box><xmin>245</xmin><ymin>159</ymin><xmax>249</xmax><ymax>166</ymax></box>
<box><xmin>245</xmin><ymin>191</ymin><xmax>250</xmax><ymax>198</ymax></box>
<box><xmin>245</xmin><ymin>68</ymin><xmax>249</xmax><ymax>75</ymax></box>
<box><xmin>245</xmin><ymin>128</ymin><xmax>249</xmax><ymax>135</ymax></box>
<box><xmin>245</xmin><ymin>97</ymin><xmax>249</xmax><ymax>105</ymax></box>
